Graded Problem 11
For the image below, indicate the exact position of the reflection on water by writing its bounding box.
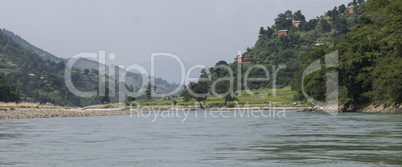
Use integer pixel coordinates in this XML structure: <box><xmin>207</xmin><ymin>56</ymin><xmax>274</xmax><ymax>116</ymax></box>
<box><xmin>0</xmin><ymin>111</ymin><xmax>401</xmax><ymax>166</ymax></box>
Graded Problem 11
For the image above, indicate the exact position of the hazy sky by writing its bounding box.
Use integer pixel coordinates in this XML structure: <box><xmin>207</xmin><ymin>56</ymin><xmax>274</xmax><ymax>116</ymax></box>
<box><xmin>1</xmin><ymin>0</ymin><xmax>351</xmax><ymax>68</ymax></box>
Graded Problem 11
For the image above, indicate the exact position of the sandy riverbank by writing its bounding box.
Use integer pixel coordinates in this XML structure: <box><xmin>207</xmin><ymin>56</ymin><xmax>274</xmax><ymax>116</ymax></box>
<box><xmin>0</xmin><ymin>106</ymin><xmax>310</xmax><ymax>119</ymax></box>
<box><xmin>0</xmin><ymin>108</ymin><xmax>130</xmax><ymax>119</ymax></box>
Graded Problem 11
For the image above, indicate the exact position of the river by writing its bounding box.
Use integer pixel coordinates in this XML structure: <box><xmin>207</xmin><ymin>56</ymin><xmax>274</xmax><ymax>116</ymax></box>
<box><xmin>1</xmin><ymin>110</ymin><xmax>401</xmax><ymax>166</ymax></box>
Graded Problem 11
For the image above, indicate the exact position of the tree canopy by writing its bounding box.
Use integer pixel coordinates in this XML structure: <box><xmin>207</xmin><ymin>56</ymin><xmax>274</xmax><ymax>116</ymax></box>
<box><xmin>0</xmin><ymin>75</ymin><xmax>20</xmax><ymax>103</ymax></box>
<box><xmin>294</xmin><ymin>0</ymin><xmax>401</xmax><ymax>109</ymax></box>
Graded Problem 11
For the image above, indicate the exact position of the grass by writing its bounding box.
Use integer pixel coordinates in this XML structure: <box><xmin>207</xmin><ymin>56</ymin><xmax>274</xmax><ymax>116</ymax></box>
<box><xmin>82</xmin><ymin>104</ymin><xmax>120</xmax><ymax>109</ymax></box>
<box><xmin>137</xmin><ymin>87</ymin><xmax>308</xmax><ymax>108</ymax></box>
<box><xmin>79</xmin><ymin>88</ymin><xmax>308</xmax><ymax>109</ymax></box>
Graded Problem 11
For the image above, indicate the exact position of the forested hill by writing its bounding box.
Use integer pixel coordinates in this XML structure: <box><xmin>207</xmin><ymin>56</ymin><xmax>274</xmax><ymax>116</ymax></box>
<box><xmin>293</xmin><ymin>0</ymin><xmax>401</xmax><ymax>110</ymax></box>
<box><xmin>197</xmin><ymin>0</ymin><xmax>401</xmax><ymax>110</ymax></box>
<box><xmin>2</xmin><ymin>29</ymin><xmax>175</xmax><ymax>89</ymax></box>
<box><xmin>0</xmin><ymin>29</ymin><xmax>177</xmax><ymax>106</ymax></box>
<box><xmin>243</xmin><ymin>1</ymin><xmax>362</xmax><ymax>88</ymax></box>
<box><xmin>3</xmin><ymin>28</ymin><xmax>116</xmax><ymax>72</ymax></box>
<box><xmin>202</xmin><ymin>1</ymin><xmax>362</xmax><ymax>89</ymax></box>
<box><xmin>2</xmin><ymin>29</ymin><xmax>64</xmax><ymax>63</ymax></box>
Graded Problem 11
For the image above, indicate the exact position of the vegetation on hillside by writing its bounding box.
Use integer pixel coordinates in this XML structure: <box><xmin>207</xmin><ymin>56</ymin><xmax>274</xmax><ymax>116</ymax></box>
<box><xmin>293</xmin><ymin>0</ymin><xmax>402</xmax><ymax>109</ymax></box>
<box><xmin>0</xmin><ymin>29</ymin><xmax>99</xmax><ymax>106</ymax></box>
<box><xmin>1</xmin><ymin>29</ymin><xmax>64</xmax><ymax>63</ymax></box>
<box><xmin>0</xmin><ymin>29</ymin><xmax>176</xmax><ymax>106</ymax></box>
<box><xmin>181</xmin><ymin>0</ymin><xmax>401</xmax><ymax>109</ymax></box>
<box><xmin>143</xmin><ymin>87</ymin><xmax>296</xmax><ymax>108</ymax></box>
<box><xmin>0</xmin><ymin>75</ymin><xmax>20</xmax><ymax>102</ymax></box>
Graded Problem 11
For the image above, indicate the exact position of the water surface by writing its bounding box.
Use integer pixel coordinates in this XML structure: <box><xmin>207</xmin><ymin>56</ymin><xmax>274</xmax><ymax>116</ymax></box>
<box><xmin>1</xmin><ymin>111</ymin><xmax>401</xmax><ymax>166</ymax></box>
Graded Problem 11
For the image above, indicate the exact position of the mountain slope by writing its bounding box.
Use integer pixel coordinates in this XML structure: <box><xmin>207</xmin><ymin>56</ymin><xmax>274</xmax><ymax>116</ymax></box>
<box><xmin>203</xmin><ymin>0</ymin><xmax>400</xmax><ymax>110</ymax></box>
<box><xmin>2</xmin><ymin>28</ymin><xmax>113</xmax><ymax>72</ymax></box>
<box><xmin>199</xmin><ymin>2</ymin><xmax>360</xmax><ymax>91</ymax></box>
<box><xmin>191</xmin><ymin>0</ymin><xmax>401</xmax><ymax>110</ymax></box>
<box><xmin>293</xmin><ymin>0</ymin><xmax>402</xmax><ymax>110</ymax></box>
<box><xmin>0</xmin><ymin>29</ymin><xmax>94</xmax><ymax>106</ymax></box>
<box><xmin>2</xmin><ymin>29</ymin><xmax>64</xmax><ymax>62</ymax></box>
<box><xmin>0</xmin><ymin>29</ymin><xmax>178</xmax><ymax>106</ymax></box>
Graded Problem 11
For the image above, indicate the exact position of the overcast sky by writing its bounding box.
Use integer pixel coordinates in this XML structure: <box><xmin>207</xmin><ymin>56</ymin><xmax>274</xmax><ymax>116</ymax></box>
<box><xmin>1</xmin><ymin>0</ymin><xmax>351</xmax><ymax>69</ymax></box>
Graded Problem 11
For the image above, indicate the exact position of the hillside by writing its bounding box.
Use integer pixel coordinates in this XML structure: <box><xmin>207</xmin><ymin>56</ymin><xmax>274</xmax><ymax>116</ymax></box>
<box><xmin>2</xmin><ymin>29</ymin><xmax>64</xmax><ymax>63</ymax></box>
<box><xmin>3</xmin><ymin>28</ymin><xmax>125</xmax><ymax>72</ymax></box>
<box><xmin>197</xmin><ymin>1</ymin><xmax>361</xmax><ymax>90</ymax></box>
<box><xmin>0</xmin><ymin>29</ymin><xmax>177</xmax><ymax>106</ymax></box>
<box><xmin>0</xmin><ymin>29</ymin><xmax>91</xmax><ymax>106</ymax></box>
<box><xmin>2</xmin><ymin>29</ymin><xmax>176</xmax><ymax>90</ymax></box>
<box><xmin>241</xmin><ymin>3</ymin><xmax>360</xmax><ymax>88</ymax></box>
<box><xmin>293</xmin><ymin>0</ymin><xmax>402</xmax><ymax>110</ymax></box>
<box><xmin>2</xmin><ymin>28</ymin><xmax>109</xmax><ymax>71</ymax></box>
<box><xmin>189</xmin><ymin>0</ymin><xmax>401</xmax><ymax>110</ymax></box>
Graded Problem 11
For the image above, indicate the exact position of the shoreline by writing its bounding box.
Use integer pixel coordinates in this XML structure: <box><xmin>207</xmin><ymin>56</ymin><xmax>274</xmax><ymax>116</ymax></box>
<box><xmin>126</xmin><ymin>106</ymin><xmax>308</xmax><ymax>111</ymax></box>
<box><xmin>0</xmin><ymin>106</ymin><xmax>309</xmax><ymax>119</ymax></box>
<box><xmin>0</xmin><ymin>108</ymin><xmax>130</xmax><ymax>119</ymax></box>
<box><xmin>301</xmin><ymin>104</ymin><xmax>402</xmax><ymax>113</ymax></box>
<box><xmin>3</xmin><ymin>104</ymin><xmax>399</xmax><ymax>120</ymax></box>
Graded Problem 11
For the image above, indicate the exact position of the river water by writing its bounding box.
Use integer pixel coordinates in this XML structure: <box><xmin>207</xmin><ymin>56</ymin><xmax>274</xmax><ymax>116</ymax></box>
<box><xmin>0</xmin><ymin>110</ymin><xmax>401</xmax><ymax>166</ymax></box>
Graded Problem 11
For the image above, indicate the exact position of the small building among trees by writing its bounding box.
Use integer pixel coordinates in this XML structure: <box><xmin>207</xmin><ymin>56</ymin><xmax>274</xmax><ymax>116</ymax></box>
<box><xmin>293</xmin><ymin>21</ymin><xmax>301</xmax><ymax>28</ymax></box>
<box><xmin>347</xmin><ymin>6</ymin><xmax>354</xmax><ymax>14</ymax></box>
<box><xmin>40</xmin><ymin>75</ymin><xmax>47</xmax><ymax>79</ymax></box>
<box><xmin>313</xmin><ymin>43</ymin><xmax>324</xmax><ymax>48</ymax></box>
<box><xmin>234</xmin><ymin>53</ymin><xmax>260</xmax><ymax>64</ymax></box>
<box><xmin>278</xmin><ymin>29</ymin><xmax>288</xmax><ymax>36</ymax></box>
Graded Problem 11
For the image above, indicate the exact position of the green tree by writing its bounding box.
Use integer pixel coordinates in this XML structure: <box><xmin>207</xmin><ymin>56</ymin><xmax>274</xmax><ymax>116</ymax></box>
<box><xmin>224</xmin><ymin>95</ymin><xmax>239</xmax><ymax>107</ymax></box>
<box><xmin>331</xmin><ymin>7</ymin><xmax>339</xmax><ymax>20</ymax></box>
<box><xmin>334</xmin><ymin>17</ymin><xmax>348</xmax><ymax>35</ymax></box>
<box><xmin>293</xmin><ymin>10</ymin><xmax>306</xmax><ymax>22</ymax></box>
<box><xmin>0</xmin><ymin>75</ymin><xmax>21</xmax><ymax>102</ymax></box>
<box><xmin>320</xmin><ymin>19</ymin><xmax>331</xmax><ymax>32</ymax></box>
<box><xmin>292</xmin><ymin>45</ymin><xmax>329</xmax><ymax>101</ymax></box>
<box><xmin>339</xmin><ymin>4</ymin><xmax>347</xmax><ymax>13</ymax></box>
<box><xmin>180</xmin><ymin>81</ymin><xmax>209</xmax><ymax>109</ymax></box>
<box><xmin>213</xmin><ymin>79</ymin><xmax>239</xmax><ymax>107</ymax></box>
<box><xmin>326</xmin><ymin>10</ymin><xmax>333</xmax><ymax>18</ymax></box>
<box><xmin>275</xmin><ymin>10</ymin><xmax>293</xmax><ymax>30</ymax></box>
<box><xmin>145</xmin><ymin>83</ymin><xmax>157</xmax><ymax>100</ymax></box>
<box><xmin>125</xmin><ymin>96</ymin><xmax>136</xmax><ymax>106</ymax></box>
<box><xmin>259</xmin><ymin>27</ymin><xmax>266</xmax><ymax>35</ymax></box>
<box><xmin>94</xmin><ymin>86</ymin><xmax>110</xmax><ymax>104</ymax></box>
<box><xmin>302</xmin><ymin>19</ymin><xmax>318</xmax><ymax>31</ymax></box>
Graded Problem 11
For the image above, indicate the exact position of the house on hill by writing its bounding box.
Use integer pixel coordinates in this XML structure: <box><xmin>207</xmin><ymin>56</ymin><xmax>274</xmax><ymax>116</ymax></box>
<box><xmin>278</xmin><ymin>29</ymin><xmax>288</xmax><ymax>37</ymax></box>
<box><xmin>234</xmin><ymin>53</ymin><xmax>260</xmax><ymax>64</ymax></box>
<box><xmin>313</xmin><ymin>43</ymin><xmax>324</xmax><ymax>48</ymax></box>
<box><xmin>40</xmin><ymin>75</ymin><xmax>48</xmax><ymax>79</ymax></box>
<box><xmin>293</xmin><ymin>21</ymin><xmax>301</xmax><ymax>28</ymax></box>
<box><xmin>347</xmin><ymin>6</ymin><xmax>354</xmax><ymax>14</ymax></box>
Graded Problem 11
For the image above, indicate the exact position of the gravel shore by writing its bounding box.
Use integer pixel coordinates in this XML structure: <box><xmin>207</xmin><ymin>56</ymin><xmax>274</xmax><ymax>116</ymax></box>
<box><xmin>0</xmin><ymin>108</ymin><xmax>130</xmax><ymax>119</ymax></box>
